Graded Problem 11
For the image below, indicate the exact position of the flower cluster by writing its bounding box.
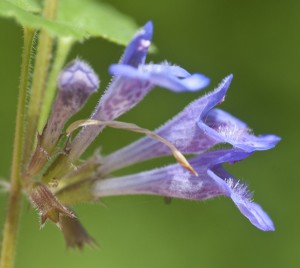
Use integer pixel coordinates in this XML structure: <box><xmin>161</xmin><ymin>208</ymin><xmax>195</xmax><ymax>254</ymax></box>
<box><xmin>24</xmin><ymin>21</ymin><xmax>280</xmax><ymax>248</ymax></box>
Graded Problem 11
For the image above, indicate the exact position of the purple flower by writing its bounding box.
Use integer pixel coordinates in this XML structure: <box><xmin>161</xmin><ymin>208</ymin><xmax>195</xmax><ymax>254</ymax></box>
<box><xmin>25</xmin><ymin>21</ymin><xmax>280</xmax><ymax>249</ymax></box>
<box><xmin>67</xmin><ymin>21</ymin><xmax>210</xmax><ymax>161</ymax></box>
<box><xmin>100</xmin><ymin>75</ymin><xmax>280</xmax><ymax>174</ymax></box>
<box><xmin>93</xmin><ymin>149</ymin><xmax>274</xmax><ymax>231</ymax></box>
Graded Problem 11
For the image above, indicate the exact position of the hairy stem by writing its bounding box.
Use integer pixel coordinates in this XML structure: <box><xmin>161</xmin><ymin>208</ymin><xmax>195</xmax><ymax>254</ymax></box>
<box><xmin>0</xmin><ymin>27</ymin><xmax>34</xmax><ymax>268</ymax></box>
<box><xmin>23</xmin><ymin>0</ymin><xmax>58</xmax><ymax>165</ymax></box>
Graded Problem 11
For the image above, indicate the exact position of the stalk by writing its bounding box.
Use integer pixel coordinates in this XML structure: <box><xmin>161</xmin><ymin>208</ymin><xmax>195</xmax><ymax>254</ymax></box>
<box><xmin>0</xmin><ymin>27</ymin><xmax>34</xmax><ymax>268</ymax></box>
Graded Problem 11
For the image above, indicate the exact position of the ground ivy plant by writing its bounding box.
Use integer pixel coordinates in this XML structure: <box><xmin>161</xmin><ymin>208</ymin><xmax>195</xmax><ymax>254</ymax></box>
<box><xmin>0</xmin><ymin>1</ymin><xmax>280</xmax><ymax>268</ymax></box>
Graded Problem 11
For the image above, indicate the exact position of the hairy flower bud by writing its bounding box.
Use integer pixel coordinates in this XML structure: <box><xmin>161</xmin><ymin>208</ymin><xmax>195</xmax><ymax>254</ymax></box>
<box><xmin>27</xmin><ymin>60</ymin><xmax>99</xmax><ymax>176</ymax></box>
<box><xmin>42</xmin><ymin>59</ymin><xmax>99</xmax><ymax>152</ymax></box>
<box><xmin>58</xmin><ymin>59</ymin><xmax>99</xmax><ymax>107</ymax></box>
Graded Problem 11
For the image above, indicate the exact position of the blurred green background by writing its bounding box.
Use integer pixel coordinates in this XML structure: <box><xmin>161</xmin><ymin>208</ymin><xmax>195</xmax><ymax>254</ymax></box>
<box><xmin>0</xmin><ymin>0</ymin><xmax>298</xmax><ymax>267</ymax></box>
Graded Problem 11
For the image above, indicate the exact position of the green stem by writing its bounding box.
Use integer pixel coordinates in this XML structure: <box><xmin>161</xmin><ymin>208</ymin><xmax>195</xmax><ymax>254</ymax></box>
<box><xmin>0</xmin><ymin>27</ymin><xmax>34</xmax><ymax>268</ymax></box>
<box><xmin>38</xmin><ymin>37</ymin><xmax>73</xmax><ymax>131</ymax></box>
<box><xmin>23</xmin><ymin>0</ymin><xmax>58</xmax><ymax>165</ymax></box>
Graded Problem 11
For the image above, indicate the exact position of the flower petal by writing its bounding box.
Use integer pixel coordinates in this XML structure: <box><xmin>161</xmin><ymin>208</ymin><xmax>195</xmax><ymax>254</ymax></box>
<box><xmin>142</xmin><ymin>63</ymin><xmax>191</xmax><ymax>78</ymax></box>
<box><xmin>198</xmin><ymin>108</ymin><xmax>281</xmax><ymax>152</ymax></box>
<box><xmin>120</xmin><ymin>21</ymin><xmax>153</xmax><ymax>67</ymax></box>
<box><xmin>207</xmin><ymin>170</ymin><xmax>274</xmax><ymax>231</ymax></box>
<box><xmin>109</xmin><ymin>63</ymin><xmax>210</xmax><ymax>92</ymax></box>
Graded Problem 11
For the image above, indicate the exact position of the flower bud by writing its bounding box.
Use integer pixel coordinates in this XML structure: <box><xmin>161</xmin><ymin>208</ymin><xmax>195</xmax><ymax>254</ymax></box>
<box><xmin>58</xmin><ymin>59</ymin><xmax>99</xmax><ymax>108</ymax></box>
<box><xmin>27</xmin><ymin>60</ymin><xmax>99</xmax><ymax>176</ymax></box>
<box><xmin>42</xmin><ymin>59</ymin><xmax>99</xmax><ymax>152</ymax></box>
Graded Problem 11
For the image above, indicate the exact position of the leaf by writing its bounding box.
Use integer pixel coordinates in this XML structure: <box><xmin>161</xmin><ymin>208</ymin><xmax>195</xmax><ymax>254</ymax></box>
<box><xmin>0</xmin><ymin>0</ymin><xmax>139</xmax><ymax>45</ymax></box>
<box><xmin>6</xmin><ymin>0</ymin><xmax>41</xmax><ymax>13</ymax></box>
<box><xmin>0</xmin><ymin>0</ymin><xmax>83</xmax><ymax>38</ymax></box>
<box><xmin>57</xmin><ymin>0</ymin><xmax>139</xmax><ymax>45</ymax></box>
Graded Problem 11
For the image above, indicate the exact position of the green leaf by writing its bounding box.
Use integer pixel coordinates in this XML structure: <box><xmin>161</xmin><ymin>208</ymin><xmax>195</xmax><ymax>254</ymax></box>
<box><xmin>0</xmin><ymin>0</ymin><xmax>83</xmax><ymax>38</ymax></box>
<box><xmin>6</xmin><ymin>0</ymin><xmax>41</xmax><ymax>13</ymax></box>
<box><xmin>58</xmin><ymin>0</ymin><xmax>139</xmax><ymax>45</ymax></box>
<box><xmin>0</xmin><ymin>0</ymin><xmax>139</xmax><ymax>45</ymax></box>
